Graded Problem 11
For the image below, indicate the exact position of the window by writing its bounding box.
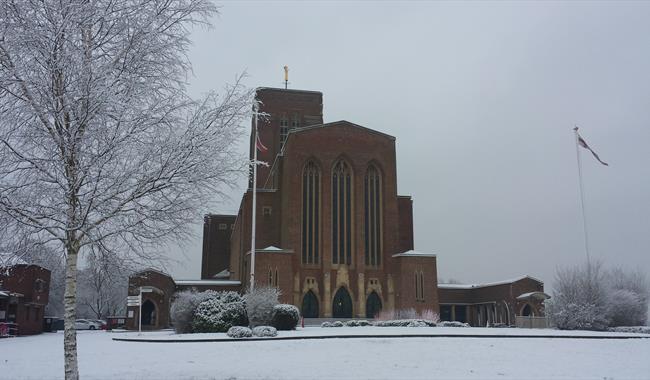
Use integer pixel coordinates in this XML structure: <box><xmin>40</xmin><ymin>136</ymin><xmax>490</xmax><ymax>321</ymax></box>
<box><xmin>291</xmin><ymin>113</ymin><xmax>300</xmax><ymax>129</ymax></box>
<box><xmin>218</xmin><ymin>223</ymin><xmax>227</xmax><ymax>230</ymax></box>
<box><xmin>332</xmin><ymin>160</ymin><xmax>352</xmax><ymax>265</ymax></box>
<box><xmin>415</xmin><ymin>271</ymin><xmax>425</xmax><ymax>302</ymax></box>
<box><xmin>302</xmin><ymin>161</ymin><xmax>320</xmax><ymax>264</ymax></box>
<box><xmin>274</xmin><ymin>268</ymin><xmax>279</xmax><ymax>287</ymax></box>
<box><xmin>262</xmin><ymin>206</ymin><xmax>272</xmax><ymax>217</ymax></box>
<box><xmin>279</xmin><ymin>115</ymin><xmax>289</xmax><ymax>149</ymax></box>
<box><xmin>364</xmin><ymin>165</ymin><xmax>382</xmax><ymax>266</ymax></box>
<box><xmin>268</xmin><ymin>268</ymin><xmax>273</xmax><ymax>286</ymax></box>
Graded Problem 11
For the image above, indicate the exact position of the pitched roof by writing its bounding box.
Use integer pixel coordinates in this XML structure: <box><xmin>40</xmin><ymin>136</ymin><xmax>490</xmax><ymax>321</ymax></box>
<box><xmin>438</xmin><ymin>275</ymin><xmax>544</xmax><ymax>290</ymax></box>
<box><xmin>288</xmin><ymin>120</ymin><xmax>396</xmax><ymax>141</ymax></box>
<box><xmin>392</xmin><ymin>250</ymin><xmax>437</xmax><ymax>258</ymax></box>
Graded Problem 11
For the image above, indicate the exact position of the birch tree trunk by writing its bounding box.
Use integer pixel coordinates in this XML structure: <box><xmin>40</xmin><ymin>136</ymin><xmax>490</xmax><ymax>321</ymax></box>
<box><xmin>63</xmin><ymin>241</ymin><xmax>80</xmax><ymax>380</ymax></box>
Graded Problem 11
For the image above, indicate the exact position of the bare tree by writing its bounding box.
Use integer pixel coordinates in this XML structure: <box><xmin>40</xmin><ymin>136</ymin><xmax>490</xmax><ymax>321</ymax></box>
<box><xmin>0</xmin><ymin>1</ymin><xmax>252</xmax><ymax>379</ymax></box>
<box><xmin>77</xmin><ymin>250</ymin><xmax>129</xmax><ymax>319</ymax></box>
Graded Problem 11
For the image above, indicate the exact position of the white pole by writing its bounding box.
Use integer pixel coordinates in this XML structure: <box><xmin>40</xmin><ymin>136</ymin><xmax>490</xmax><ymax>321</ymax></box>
<box><xmin>138</xmin><ymin>287</ymin><xmax>142</xmax><ymax>335</ymax></box>
<box><xmin>250</xmin><ymin>105</ymin><xmax>259</xmax><ymax>290</ymax></box>
<box><xmin>573</xmin><ymin>126</ymin><xmax>591</xmax><ymax>265</ymax></box>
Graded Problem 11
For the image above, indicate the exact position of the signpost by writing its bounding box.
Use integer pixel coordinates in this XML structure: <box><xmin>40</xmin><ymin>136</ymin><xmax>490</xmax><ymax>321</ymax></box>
<box><xmin>131</xmin><ymin>287</ymin><xmax>153</xmax><ymax>334</ymax></box>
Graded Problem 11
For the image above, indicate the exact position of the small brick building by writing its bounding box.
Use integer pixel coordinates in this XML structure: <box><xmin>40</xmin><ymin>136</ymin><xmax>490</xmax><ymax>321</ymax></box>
<box><xmin>438</xmin><ymin>276</ymin><xmax>547</xmax><ymax>326</ymax></box>
<box><xmin>127</xmin><ymin>87</ymin><xmax>548</xmax><ymax>328</ymax></box>
<box><xmin>0</xmin><ymin>263</ymin><xmax>51</xmax><ymax>335</ymax></box>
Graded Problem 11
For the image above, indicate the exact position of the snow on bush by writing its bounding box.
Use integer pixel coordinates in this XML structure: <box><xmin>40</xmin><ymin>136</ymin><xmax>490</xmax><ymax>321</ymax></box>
<box><xmin>227</xmin><ymin>326</ymin><xmax>252</xmax><ymax>338</ymax></box>
<box><xmin>252</xmin><ymin>326</ymin><xmax>278</xmax><ymax>337</ymax></box>
<box><xmin>170</xmin><ymin>290</ymin><xmax>219</xmax><ymax>334</ymax></box>
<box><xmin>550</xmin><ymin>262</ymin><xmax>649</xmax><ymax>330</ymax></box>
<box><xmin>606</xmin><ymin>268</ymin><xmax>649</xmax><ymax>327</ymax></box>
<box><xmin>608</xmin><ymin>326</ymin><xmax>650</xmax><ymax>334</ymax></box>
<box><xmin>437</xmin><ymin>321</ymin><xmax>470</xmax><ymax>328</ymax></box>
<box><xmin>374</xmin><ymin>319</ymin><xmax>436</xmax><ymax>327</ymax></box>
<box><xmin>271</xmin><ymin>304</ymin><xmax>300</xmax><ymax>330</ymax></box>
<box><xmin>244</xmin><ymin>286</ymin><xmax>280</xmax><ymax>327</ymax></box>
<box><xmin>375</xmin><ymin>308</ymin><xmax>439</xmax><ymax>323</ymax></box>
<box><xmin>345</xmin><ymin>320</ymin><xmax>371</xmax><ymax>327</ymax></box>
<box><xmin>331</xmin><ymin>321</ymin><xmax>344</xmax><ymax>327</ymax></box>
<box><xmin>191</xmin><ymin>291</ymin><xmax>248</xmax><ymax>333</ymax></box>
<box><xmin>321</xmin><ymin>321</ymin><xmax>333</xmax><ymax>327</ymax></box>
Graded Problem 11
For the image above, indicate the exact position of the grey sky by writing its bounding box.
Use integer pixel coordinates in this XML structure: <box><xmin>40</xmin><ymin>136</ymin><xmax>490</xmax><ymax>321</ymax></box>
<box><xmin>165</xmin><ymin>1</ymin><xmax>650</xmax><ymax>290</ymax></box>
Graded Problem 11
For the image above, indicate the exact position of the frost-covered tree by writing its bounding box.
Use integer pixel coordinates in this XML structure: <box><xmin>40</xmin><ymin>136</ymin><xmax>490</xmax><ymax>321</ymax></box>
<box><xmin>77</xmin><ymin>251</ymin><xmax>129</xmax><ymax>319</ymax></box>
<box><xmin>0</xmin><ymin>1</ymin><xmax>252</xmax><ymax>378</ymax></box>
<box><xmin>550</xmin><ymin>261</ymin><xmax>649</xmax><ymax>330</ymax></box>
<box><xmin>606</xmin><ymin>268</ymin><xmax>649</xmax><ymax>327</ymax></box>
<box><xmin>549</xmin><ymin>261</ymin><xmax>610</xmax><ymax>330</ymax></box>
<box><xmin>244</xmin><ymin>286</ymin><xmax>280</xmax><ymax>327</ymax></box>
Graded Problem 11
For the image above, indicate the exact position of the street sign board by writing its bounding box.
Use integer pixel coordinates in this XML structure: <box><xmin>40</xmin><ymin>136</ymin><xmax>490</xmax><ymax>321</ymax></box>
<box><xmin>127</xmin><ymin>296</ymin><xmax>140</xmax><ymax>301</ymax></box>
<box><xmin>140</xmin><ymin>287</ymin><xmax>154</xmax><ymax>293</ymax></box>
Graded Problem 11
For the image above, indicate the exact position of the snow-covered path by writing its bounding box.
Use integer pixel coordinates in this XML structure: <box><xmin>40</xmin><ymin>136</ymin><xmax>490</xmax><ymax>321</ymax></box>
<box><xmin>2</xmin><ymin>329</ymin><xmax>650</xmax><ymax>379</ymax></box>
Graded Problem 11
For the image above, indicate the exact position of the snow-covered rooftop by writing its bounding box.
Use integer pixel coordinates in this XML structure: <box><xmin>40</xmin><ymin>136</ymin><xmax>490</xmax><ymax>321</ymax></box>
<box><xmin>392</xmin><ymin>250</ymin><xmax>436</xmax><ymax>258</ymax></box>
<box><xmin>174</xmin><ymin>279</ymin><xmax>241</xmax><ymax>286</ymax></box>
<box><xmin>246</xmin><ymin>246</ymin><xmax>293</xmax><ymax>255</ymax></box>
<box><xmin>438</xmin><ymin>275</ymin><xmax>544</xmax><ymax>290</ymax></box>
<box><xmin>516</xmin><ymin>291</ymin><xmax>551</xmax><ymax>300</ymax></box>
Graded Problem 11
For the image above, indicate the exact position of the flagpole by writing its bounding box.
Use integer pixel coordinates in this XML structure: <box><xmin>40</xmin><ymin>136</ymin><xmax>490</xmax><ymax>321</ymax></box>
<box><xmin>573</xmin><ymin>126</ymin><xmax>591</xmax><ymax>265</ymax></box>
<box><xmin>250</xmin><ymin>105</ymin><xmax>259</xmax><ymax>290</ymax></box>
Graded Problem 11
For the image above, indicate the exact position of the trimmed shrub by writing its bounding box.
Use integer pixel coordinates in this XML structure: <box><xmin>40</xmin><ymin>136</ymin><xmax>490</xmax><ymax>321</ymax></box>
<box><xmin>321</xmin><ymin>321</ymin><xmax>333</xmax><ymax>327</ymax></box>
<box><xmin>192</xmin><ymin>292</ymin><xmax>248</xmax><ymax>333</ymax></box>
<box><xmin>344</xmin><ymin>319</ymin><xmax>371</xmax><ymax>327</ymax></box>
<box><xmin>244</xmin><ymin>286</ymin><xmax>280</xmax><ymax>327</ymax></box>
<box><xmin>252</xmin><ymin>325</ymin><xmax>278</xmax><ymax>337</ymax></box>
<box><xmin>227</xmin><ymin>326</ymin><xmax>252</xmax><ymax>338</ymax></box>
<box><xmin>437</xmin><ymin>321</ymin><xmax>470</xmax><ymax>328</ymax></box>
<box><xmin>170</xmin><ymin>290</ymin><xmax>218</xmax><ymax>333</ymax></box>
<box><xmin>608</xmin><ymin>326</ymin><xmax>650</xmax><ymax>334</ymax></box>
<box><xmin>374</xmin><ymin>319</ymin><xmax>436</xmax><ymax>327</ymax></box>
<box><xmin>331</xmin><ymin>321</ymin><xmax>344</xmax><ymax>327</ymax></box>
<box><xmin>271</xmin><ymin>304</ymin><xmax>300</xmax><ymax>330</ymax></box>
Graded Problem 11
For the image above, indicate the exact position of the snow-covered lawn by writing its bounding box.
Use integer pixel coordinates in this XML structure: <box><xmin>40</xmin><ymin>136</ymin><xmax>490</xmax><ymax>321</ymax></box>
<box><xmin>2</xmin><ymin>328</ymin><xmax>650</xmax><ymax>379</ymax></box>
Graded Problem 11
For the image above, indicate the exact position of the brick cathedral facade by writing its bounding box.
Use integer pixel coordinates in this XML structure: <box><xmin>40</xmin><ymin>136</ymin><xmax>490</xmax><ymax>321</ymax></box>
<box><xmin>126</xmin><ymin>87</ymin><xmax>547</xmax><ymax>328</ymax></box>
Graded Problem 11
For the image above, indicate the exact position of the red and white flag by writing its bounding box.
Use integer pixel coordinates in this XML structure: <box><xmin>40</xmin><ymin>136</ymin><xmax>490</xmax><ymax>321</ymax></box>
<box><xmin>255</xmin><ymin>133</ymin><xmax>268</xmax><ymax>153</ymax></box>
<box><xmin>574</xmin><ymin>127</ymin><xmax>608</xmax><ymax>166</ymax></box>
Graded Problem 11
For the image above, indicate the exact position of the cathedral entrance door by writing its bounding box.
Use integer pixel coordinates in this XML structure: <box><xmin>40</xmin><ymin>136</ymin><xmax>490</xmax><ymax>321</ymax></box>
<box><xmin>365</xmin><ymin>291</ymin><xmax>382</xmax><ymax>318</ymax></box>
<box><xmin>332</xmin><ymin>287</ymin><xmax>352</xmax><ymax>318</ymax></box>
<box><xmin>302</xmin><ymin>290</ymin><xmax>319</xmax><ymax>318</ymax></box>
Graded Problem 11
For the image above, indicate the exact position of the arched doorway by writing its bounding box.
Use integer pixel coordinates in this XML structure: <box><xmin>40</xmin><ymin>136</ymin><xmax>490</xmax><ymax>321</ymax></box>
<box><xmin>365</xmin><ymin>291</ymin><xmax>382</xmax><ymax>318</ymax></box>
<box><xmin>302</xmin><ymin>290</ymin><xmax>319</xmax><ymax>318</ymax></box>
<box><xmin>332</xmin><ymin>287</ymin><xmax>353</xmax><ymax>318</ymax></box>
<box><xmin>141</xmin><ymin>299</ymin><xmax>157</xmax><ymax>327</ymax></box>
<box><xmin>521</xmin><ymin>304</ymin><xmax>533</xmax><ymax>317</ymax></box>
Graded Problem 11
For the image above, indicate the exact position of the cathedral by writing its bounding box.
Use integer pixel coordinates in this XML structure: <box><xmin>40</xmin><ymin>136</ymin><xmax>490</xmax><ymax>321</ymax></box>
<box><xmin>126</xmin><ymin>87</ymin><xmax>547</xmax><ymax>329</ymax></box>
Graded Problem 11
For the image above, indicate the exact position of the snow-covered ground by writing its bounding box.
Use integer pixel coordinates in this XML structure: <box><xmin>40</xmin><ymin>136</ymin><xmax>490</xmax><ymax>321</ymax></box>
<box><xmin>114</xmin><ymin>325</ymin><xmax>649</xmax><ymax>341</ymax></box>
<box><xmin>2</xmin><ymin>328</ymin><xmax>650</xmax><ymax>379</ymax></box>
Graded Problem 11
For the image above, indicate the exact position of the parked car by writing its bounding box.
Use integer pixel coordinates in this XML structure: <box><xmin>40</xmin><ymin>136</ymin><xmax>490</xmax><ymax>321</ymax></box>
<box><xmin>90</xmin><ymin>319</ymin><xmax>108</xmax><ymax>330</ymax></box>
<box><xmin>75</xmin><ymin>319</ymin><xmax>102</xmax><ymax>330</ymax></box>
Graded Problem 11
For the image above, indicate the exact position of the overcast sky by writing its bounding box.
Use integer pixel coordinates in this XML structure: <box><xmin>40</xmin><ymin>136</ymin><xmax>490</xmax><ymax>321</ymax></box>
<box><xmin>164</xmin><ymin>1</ymin><xmax>650</xmax><ymax>290</ymax></box>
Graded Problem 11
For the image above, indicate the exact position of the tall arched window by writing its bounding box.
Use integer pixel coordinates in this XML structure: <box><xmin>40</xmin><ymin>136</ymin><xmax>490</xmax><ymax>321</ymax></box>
<box><xmin>332</xmin><ymin>160</ymin><xmax>352</xmax><ymax>265</ymax></box>
<box><xmin>364</xmin><ymin>165</ymin><xmax>382</xmax><ymax>266</ymax></box>
<box><xmin>415</xmin><ymin>271</ymin><xmax>425</xmax><ymax>302</ymax></box>
<box><xmin>302</xmin><ymin>161</ymin><xmax>320</xmax><ymax>264</ymax></box>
